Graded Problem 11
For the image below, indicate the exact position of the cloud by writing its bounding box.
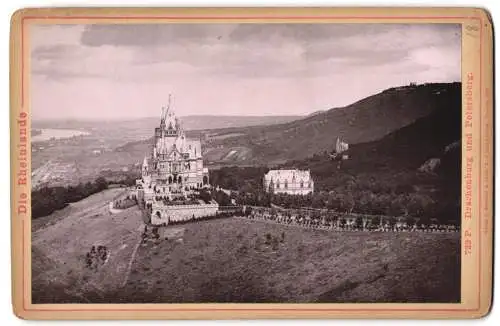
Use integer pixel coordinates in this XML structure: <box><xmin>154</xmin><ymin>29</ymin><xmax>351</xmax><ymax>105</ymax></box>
<box><xmin>29</xmin><ymin>23</ymin><xmax>461</xmax><ymax>119</ymax></box>
<box><xmin>31</xmin><ymin>44</ymin><xmax>84</xmax><ymax>61</ymax></box>
<box><xmin>80</xmin><ymin>23</ymin><xmax>458</xmax><ymax>47</ymax></box>
<box><xmin>80</xmin><ymin>24</ymin><xmax>233</xmax><ymax>47</ymax></box>
<box><xmin>76</xmin><ymin>23</ymin><xmax>460</xmax><ymax>79</ymax></box>
<box><xmin>32</xmin><ymin>67</ymin><xmax>103</xmax><ymax>81</ymax></box>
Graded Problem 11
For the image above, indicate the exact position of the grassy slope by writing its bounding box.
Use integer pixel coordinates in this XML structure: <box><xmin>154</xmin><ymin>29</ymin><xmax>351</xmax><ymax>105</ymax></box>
<box><xmin>283</xmin><ymin>84</ymin><xmax>461</xmax><ymax>192</ymax></box>
<box><xmin>32</xmin><ymin>188</ymin><xmax>144</xmax><ymax>304</ymax></box>
<box><xmin>33</xmin><ymin>212</ymin><xmax>460</xmax><ymax>304</ymax></box>
<box><xmin>236</xmin><ymin>83</ymin><xmax>460</xmax><ymax>163</ymax></box>
<box><xmin>32</xmin><ymin>195</ymin><xmax>460</xmax><ymax>304</ymax></box>
<box><xmin>115</xmin><ymin>218</ymin><xmax>460</xmax><ymax>303</ymax></box>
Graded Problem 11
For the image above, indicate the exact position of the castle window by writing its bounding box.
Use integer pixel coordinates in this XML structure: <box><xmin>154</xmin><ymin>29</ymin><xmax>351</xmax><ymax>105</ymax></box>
<box><xmin>284</xmin><ymin>180</ymin><xmax>288</xmax><ymax>189</ymax></box>
<box><xmin>276</xmin><ymin>181</ymin><xmax>280</xmax><ymax>189</ymax></box>
<box><xmin>308</xmin><ymin>183</ymin><xmax>311</xmax><ymax>188</ymax></box>
<box><xmin>300</xmin><ymin>181</ymin><xmax>304</xmax><ymax>188</ymax></box>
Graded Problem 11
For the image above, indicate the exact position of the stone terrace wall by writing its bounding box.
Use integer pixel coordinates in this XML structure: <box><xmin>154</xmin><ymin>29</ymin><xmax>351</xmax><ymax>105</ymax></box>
<box><xmin>151</xmin><ymin>202</ymin><xmax>219</xmax><ymax>225</ymax></box>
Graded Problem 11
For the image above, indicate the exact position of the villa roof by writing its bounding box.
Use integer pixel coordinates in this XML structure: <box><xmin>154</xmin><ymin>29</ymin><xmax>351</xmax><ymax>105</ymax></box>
<box><xmin>264</xmin><ymin>169</ymin><xmax>312</xmax><ymax>181</ymax></box>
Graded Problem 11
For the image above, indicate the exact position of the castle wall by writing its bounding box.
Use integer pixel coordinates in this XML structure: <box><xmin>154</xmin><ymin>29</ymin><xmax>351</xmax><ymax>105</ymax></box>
<box><xmin>150</xmin><ymin>202</ymin><xmax>219</xmax><ymax>225</ymax></box>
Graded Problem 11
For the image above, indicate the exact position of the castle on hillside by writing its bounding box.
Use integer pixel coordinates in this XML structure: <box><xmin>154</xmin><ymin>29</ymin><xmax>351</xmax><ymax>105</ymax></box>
<box><xmin>335</xmin><ymin>137</ymin><xmax>349</xmax><ymax>154</ymax></box>
<box><xmin>263</xmin><ymin>169</ymin><xmax>314</xmax><ymax>195</ymax></box>
<box><xmin>329</xmin><ymin>137</ymin><xmax>349</xmax><ymax>161</ymax></box>
<box><xmin>136</xmin><ymin>96</ymin><xmax>217</xmax><ymax>225</ymax></box>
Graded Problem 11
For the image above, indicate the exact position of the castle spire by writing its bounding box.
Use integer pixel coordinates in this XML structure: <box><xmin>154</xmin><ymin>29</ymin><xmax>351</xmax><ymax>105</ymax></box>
<box><xmin>160</xmin><ymin>106</ymin><xmax>166</xmax><ymax>129</ymax></box>
<box><xmin>160</xmin><ymin>94</ymin><xmax>173</xmax><ymax>127</ymax></box>
<box><xmin>167</xmin><ymin>94</ymin><xmax>175</xmax><ymax>119</ymax></box>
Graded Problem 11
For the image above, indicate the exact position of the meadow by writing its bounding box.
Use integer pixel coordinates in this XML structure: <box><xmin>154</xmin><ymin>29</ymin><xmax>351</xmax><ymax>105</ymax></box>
<box><xmin>118</xmin><ymin>218</ymin><xmax>460</xmax><ymax>303</ymax></box>
<box><xmin>31</xmin><ymin>190</ymin><xmax>460</xmax><ymax>304</ymax></box>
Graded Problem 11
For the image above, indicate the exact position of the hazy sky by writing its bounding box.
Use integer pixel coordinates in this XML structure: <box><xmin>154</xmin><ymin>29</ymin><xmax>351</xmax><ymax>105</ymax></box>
<box><xmin>30</xmin><ymin>23</ymin><xmax>461</xmax><ymax>120</ymax></box>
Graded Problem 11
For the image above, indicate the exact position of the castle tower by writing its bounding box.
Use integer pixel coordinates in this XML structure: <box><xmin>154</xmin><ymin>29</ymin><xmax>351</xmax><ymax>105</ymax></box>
<box><xmin>135</xmin><ymin>96</ymin><xmax>217</xmax><ymax>226</ymax></box>
<box><xmin>142</xmin><ymin>156</ymin><xmax>148</xmax><ymax>175</ymax></box>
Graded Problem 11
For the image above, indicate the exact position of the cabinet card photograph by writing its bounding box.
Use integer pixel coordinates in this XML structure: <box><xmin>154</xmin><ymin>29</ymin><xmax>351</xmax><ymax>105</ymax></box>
<box><xmin>10</xmin><ymin>7</ymin><xmax>493</xmax><ymax>320</ymax></box>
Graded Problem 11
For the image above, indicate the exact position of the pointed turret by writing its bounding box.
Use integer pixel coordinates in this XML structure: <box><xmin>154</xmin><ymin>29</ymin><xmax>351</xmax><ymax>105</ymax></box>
<box><xmin>159</xmin><ymin>94</ymin><xmax>172</xmax><ymax>129</ymax></box>
<box><xmin>160</xmin><ymin>106</ymin><xmax>166</xmax><ymax>130</ymax></box>
<box><xmin>142</xmin><ymin>155</ymin><xmax>149</xmax><ymax>177</ymax></box>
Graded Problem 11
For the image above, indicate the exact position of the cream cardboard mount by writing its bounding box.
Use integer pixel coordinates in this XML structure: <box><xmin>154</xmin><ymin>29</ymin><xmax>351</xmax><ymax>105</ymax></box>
<box><xmin>10</xmin><ymin>7</ymin><xmax>493</xmax><ymax>320</ymax></box>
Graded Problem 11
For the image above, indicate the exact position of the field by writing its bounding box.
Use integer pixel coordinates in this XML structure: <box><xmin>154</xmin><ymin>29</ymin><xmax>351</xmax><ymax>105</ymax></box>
<box><xmin>32</xmin><ymin>188</ymin><xmax>144</xmax><ymax>303</ymax></box>
<box><xmin>32</xmin><ymin>191</ymin><xmax>460</xmax><ymax>304</ymax></box>
<box><xmin>120</xmin><ymin>219</ymin><xmax>460</xmax><ymax>303</ymax></box>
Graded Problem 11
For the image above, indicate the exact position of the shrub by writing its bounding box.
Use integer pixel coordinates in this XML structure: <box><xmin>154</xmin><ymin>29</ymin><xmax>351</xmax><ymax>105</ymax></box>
<box><xmin>355</xmin><ymin>216</ymin><xmax>364</xmax><ymax>229</ymax></box>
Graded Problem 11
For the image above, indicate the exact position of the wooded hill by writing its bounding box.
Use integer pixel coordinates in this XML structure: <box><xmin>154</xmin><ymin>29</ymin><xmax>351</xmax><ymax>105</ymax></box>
<box><xmin>202</xmin><ymin>82</ymin><xmax>461</xmax><ymax>165</ymax></box>
<box><xmin>211</xmin><ymin>82</ymin><xmax>462</xmax><ymax>222</ymax></box>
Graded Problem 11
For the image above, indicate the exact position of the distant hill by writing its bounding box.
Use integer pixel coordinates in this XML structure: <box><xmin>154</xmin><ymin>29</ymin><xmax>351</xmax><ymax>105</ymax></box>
<box><xmin>283</xmin><ymin>84</ymin><xmax>461</xmax><ymax>184</ymax></box>
<box><xmin>32</xmin><ymin>115</ymin><xmax>302</xmax><ymax>132</ymax></box>
<box><xmin>180</xmin><ymin>115</ymin><xmax>303</xmax><ymax>130</ymax></box>
<box><xmin>306</xmin><ymin>110</ymin><xmax>326</xmax><ymax>117</ymax></box>
<box><xmin>201</xmin><ymin>82</ymin><xmax>461</xmax><ymax>165</ymax></box>
<box><xmin>335</xmin><ymin>82</ymin><xmax>461</xmax><ymax>172</ymax></box>
<box><xmin>212</xmin><ymin>81</ymin><xmax>461</xmax><ymax>222</ymax></box>
<box><xmin>114</xmin><ymin>82</ymin><xmax>461</xmax><ymax>169</ymax></box>
<box><xmin>276</xmin><ymin>83</ymin><xmax>461</xmax><ymax>222</ymax></box>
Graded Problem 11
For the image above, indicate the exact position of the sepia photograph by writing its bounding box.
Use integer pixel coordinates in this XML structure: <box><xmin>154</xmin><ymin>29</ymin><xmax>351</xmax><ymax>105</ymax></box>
<box><xmin>27</xmin><ymin>22</ymin><xmax>465</xmax><ymax>305</ymax></box>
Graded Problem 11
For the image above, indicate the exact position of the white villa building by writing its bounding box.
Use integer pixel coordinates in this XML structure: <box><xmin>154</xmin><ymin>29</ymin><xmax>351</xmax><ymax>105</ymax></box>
<box><xmin>263</xmin><ymin>169</ymin><xmax>314</xmax><ymax>195</ymax></box>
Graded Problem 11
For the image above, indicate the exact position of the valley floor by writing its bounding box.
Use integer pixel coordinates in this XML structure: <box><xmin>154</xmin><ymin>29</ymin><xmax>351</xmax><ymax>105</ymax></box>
<box><xmin>32</xmin><ymin>190</ymin><xmax>460</xmax><ymax>304</ymax></box>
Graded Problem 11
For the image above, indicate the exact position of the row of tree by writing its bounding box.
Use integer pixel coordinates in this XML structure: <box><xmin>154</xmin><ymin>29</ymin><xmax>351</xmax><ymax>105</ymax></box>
<box><xmin>233</xmin><ymin>189</ymin><xmax>458</xmax><ymax>223</ymax></box>
<box><xmin>197</xmin><ymin>188</ymin><xmax>234</xmax><ymax>206</ymax></box>
<box><xmin>245</xmin><ymin>207</ymin><xmax>459</xmax><ymax>230</ymax></box>
<box><xmin>209</xmin><ymin>166</ymin><xmax>269</xmax><ymax>191</ymax></box>
<box><xmin>209</xmin><ymin>162</ymin><xmax>459</xmax><ymax>224</ymax></box>
<box><xmin>32</xmin><ymin>177</ymin><xmax>109</xmax><ymax>219</ymax></box>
